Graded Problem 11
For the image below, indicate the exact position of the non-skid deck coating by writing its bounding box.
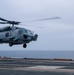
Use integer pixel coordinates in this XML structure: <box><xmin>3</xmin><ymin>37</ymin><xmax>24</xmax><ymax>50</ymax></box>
<box><xmin>0</xmin><ymin>58</ymin><xmax>74</xmax><ymax>75</ymax></box>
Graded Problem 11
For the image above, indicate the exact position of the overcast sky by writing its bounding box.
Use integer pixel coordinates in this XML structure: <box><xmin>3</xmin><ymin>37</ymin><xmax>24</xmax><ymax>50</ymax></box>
<box><xmin>0</xmin><ymin>0</ymin><xmax>74</xmax><ymax>50</ymax></box>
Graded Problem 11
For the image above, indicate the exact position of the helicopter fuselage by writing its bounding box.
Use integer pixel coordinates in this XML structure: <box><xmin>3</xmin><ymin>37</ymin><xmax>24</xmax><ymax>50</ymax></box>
<box><xmin>0</xmin><ymin>17</ymin><xmax>60</xmax><ymax>48</ymax></box>
<box><xmin>0</xmin><ymin>26</ymin><xmax>38</xmax><ymax>48</ymax></box>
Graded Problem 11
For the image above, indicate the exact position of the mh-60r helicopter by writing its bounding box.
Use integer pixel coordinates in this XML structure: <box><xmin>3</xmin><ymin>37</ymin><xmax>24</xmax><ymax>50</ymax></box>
<box><xmin>0</xmin><ymin>17</ymin><xmax>60</xmax><ymax>48</ymax></box>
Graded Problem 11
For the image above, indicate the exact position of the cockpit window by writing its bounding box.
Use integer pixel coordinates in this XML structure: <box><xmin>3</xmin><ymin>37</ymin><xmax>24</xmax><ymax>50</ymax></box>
<box><xmin>18</xmin><ymin>30</ymin><xmax>22</xmax><ymax>34</ymax></box>
<box><xmin>16</xmin><ymin>27</ymin><xmax>19</xmax><ymax>29</ymax></box>
<box><xmin>5</xmin><ymin>32</ymin><xmax>9</xmax><ymax>37</ymax></box>
<box><xmin>25</xmin><ymin>30</ymin><xmax>27</xmax><ymax>33</ymax></box>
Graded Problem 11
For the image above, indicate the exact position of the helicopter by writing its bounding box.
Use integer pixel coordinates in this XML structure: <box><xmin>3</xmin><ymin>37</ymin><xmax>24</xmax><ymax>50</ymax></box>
<box><xmin>0</xmin><ymin>17</ymin><xmax>60</xmax><ymax>48</ymax></box>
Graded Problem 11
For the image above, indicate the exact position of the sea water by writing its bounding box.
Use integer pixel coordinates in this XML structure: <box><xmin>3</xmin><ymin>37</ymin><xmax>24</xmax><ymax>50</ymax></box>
<box><xmin>0</xmin><ymin>50</ymin><xmax>74</xmax><ymax>59</ymax></box>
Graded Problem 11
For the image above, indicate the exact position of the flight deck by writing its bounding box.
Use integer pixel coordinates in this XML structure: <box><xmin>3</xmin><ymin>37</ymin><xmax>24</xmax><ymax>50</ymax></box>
<box><xmin>0</xmin><ymin>58</ymin><xmax>74</xmax><ymax>75</ymax></box>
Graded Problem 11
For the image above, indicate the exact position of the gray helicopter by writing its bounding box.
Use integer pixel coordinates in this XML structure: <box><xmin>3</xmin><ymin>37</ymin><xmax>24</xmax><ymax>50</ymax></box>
<box><xmin>0</xmin><ymin>17</ymin><xmax>60</xmax><ymax>48</ymax></box>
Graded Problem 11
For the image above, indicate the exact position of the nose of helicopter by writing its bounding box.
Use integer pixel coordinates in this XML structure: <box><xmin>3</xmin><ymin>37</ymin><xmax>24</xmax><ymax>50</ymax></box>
<box><xmin>23</xmin><ymin>34</ymin><xmax>38</xmax><ymax>41</ymax></box>
<box><xmin>32</xmin><ymin>34</ymin><xmax>38</xmax><ymax>41</ymax></box>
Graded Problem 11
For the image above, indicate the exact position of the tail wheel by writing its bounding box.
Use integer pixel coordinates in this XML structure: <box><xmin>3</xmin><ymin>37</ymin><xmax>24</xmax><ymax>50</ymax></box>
<box><xmin>23</xmin><ymin>43</ymin><xmax>27</xmax><ymax>48</ymax></box>
<box><xmin>9</xmin><ymin>43</ymin><xmax>13</xmax><ymax>47</ymax></box>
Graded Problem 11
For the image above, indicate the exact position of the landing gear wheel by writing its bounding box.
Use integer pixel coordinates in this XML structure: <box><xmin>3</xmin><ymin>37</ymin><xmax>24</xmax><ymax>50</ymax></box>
<box><xmin>9</xmin><ymin>43</ymin><xmax>13</xmax><ymax>47</ymax></box>
<box><xmin>23</xmin><ymin>43</ymin><xmax>27</xmax><ymax>48</ymax></box>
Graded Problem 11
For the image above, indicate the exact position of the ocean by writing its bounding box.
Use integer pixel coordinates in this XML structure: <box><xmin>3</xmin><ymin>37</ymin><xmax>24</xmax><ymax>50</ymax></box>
<box><xmin>0</xmin><ymin>50</ymin><xmax>74</xmax><ymax>59</ymax></box>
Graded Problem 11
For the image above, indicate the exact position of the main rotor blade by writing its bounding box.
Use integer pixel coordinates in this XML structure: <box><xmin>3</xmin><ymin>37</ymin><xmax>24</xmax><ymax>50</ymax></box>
<box><xmin>0</xmin><ymin>17</ymin><xmax>20</xmax><ymax>25</ymax></box>
<box><xmin>20</xmin><ymin>24</ymin><xmax>44</xmax><ymax>28</ymax></box>
<box><xmin>24</xmin><ymin>16</ymin><xmax>61</xmax><ymax>22</ymax></box>
<box><xmin>0</xmin><ymin>22</ymin><xmax>7</xmax><ymax>24</ymax></box>
<box><xmin>0</xmin><ymin>18</ymin><xmax>8</xmax><ymax>21</ymax></box>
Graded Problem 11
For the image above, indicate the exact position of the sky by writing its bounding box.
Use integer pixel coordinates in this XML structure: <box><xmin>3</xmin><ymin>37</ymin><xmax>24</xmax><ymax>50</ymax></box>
<box><xmin>0</xmin><ymin>0</ymin><xmax>74</xmax><ymax>50</ymax></box>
